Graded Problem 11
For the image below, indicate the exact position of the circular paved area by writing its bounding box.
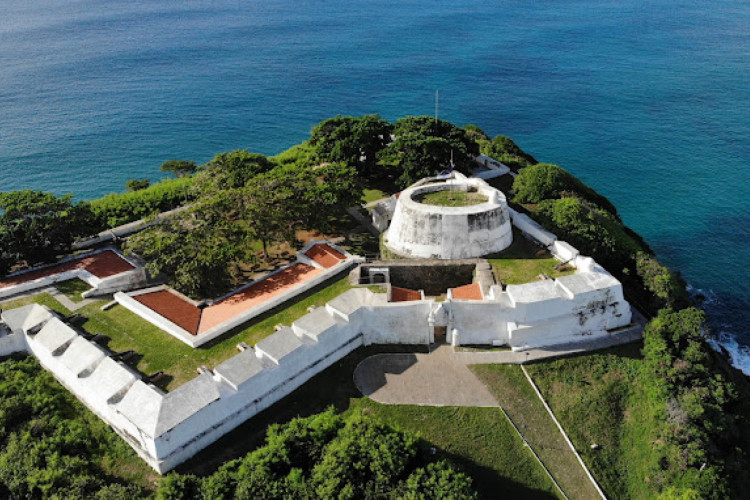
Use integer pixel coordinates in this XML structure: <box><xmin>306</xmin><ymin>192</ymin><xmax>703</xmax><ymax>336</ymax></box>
<box><xmin>353</xmin><ymin>345</ymin><xmax>499</xmax><ymax>407</ymax></box>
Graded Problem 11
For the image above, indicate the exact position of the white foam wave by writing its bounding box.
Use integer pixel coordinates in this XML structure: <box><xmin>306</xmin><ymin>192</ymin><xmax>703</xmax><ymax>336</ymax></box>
<box><xmin>708</xmin><ymin>331</ymin><xmax>750</xmax><ymax>377</ymax></box>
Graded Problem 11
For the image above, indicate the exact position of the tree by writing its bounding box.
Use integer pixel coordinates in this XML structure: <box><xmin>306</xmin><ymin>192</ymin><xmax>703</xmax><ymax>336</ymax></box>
<box><xmin>398</xmin><ymin>460</ymin><xmax>478</xmax><ymax>500</ymax></box>
<box><xmin>480</xmin><ymin>134</ymin><xmax>537</xmax><ymax>170</ymax></box>
<box><xmin>0</xmin><ymin>191</ymin><xmax>96</xmax><ymax>270</ymax></box>
<box><xmin>513</xmin><ymin>163</ymin><xmax>619</xmax><ymax>214</ymax></box>
<box><xmin>310</xmin><ymin>115</ymin><xmax>393</xmax><ymax>177</ymax></box>
<box><xmin>160</xmin><ymin>159</ymin><xmax>197</xmax><ymax>178</ymax></box>
<box><xmin>240</xmin><ymin>164</ymin><xmax>361</xmax><ymax>257</ymax></box>
<box><xmin>378</xmin><ymin>116</ymin><xmax>479</xmax><ymax>187</ymax></box>
<box><xmin>124</xmin><ymin>204</ymin><xmax>250</xmax><ymax>298</ymax></box>
<box><xmin>125</xmin><ymin>178</ymin><xmax>151</xmax><ymax>192</ymax></box>
<box><xmin>197</xmin><ymin>150</ymin><xmax>275</xmax><ymax>193</ymax></box>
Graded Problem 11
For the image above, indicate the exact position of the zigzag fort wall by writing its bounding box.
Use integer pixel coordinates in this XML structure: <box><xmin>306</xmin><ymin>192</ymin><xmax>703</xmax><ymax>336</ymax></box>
<box><xmin>0</xmin><ymin>170</ymin><xmax>635</xmax><ymax>473</ymax></box>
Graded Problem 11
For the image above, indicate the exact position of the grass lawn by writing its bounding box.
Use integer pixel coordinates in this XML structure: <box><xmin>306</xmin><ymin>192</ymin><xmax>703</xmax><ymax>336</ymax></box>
<box><xmin>471</xmin><ymin>364</ymin><xmax>601</xmax><ymax>500</ymax></box>
<box><xmin>487</xmin><ymin>229</ymin><xmax>575</xmax><ymax>285</ymax></box>
<box><xmin>362</xmin><ymin>188</ymin><xmax>387</xmax><ymax>204</ymax></box>
<box><xmin>415</xmin><ymin>189</ymin><xmax>488</xmax><ymax>207</ymax></box>
<box><xmin>54</xmin><ymin>278</ymin><xmax>92</xmax><ymax>302</ymax></box>
<box><xmin>2</xmin><ymin>277</ymin><xmax>352</xmax><ymax>391</ymax></box>
<box><xmin>523</xmin><ymin>343</ymin><xmax>644</xmax><ymax>499</ymax></box>
<box><xmin>179</xmin><ymin>344</ymin><xmax>561</xmax><ymax>500</ymax></box>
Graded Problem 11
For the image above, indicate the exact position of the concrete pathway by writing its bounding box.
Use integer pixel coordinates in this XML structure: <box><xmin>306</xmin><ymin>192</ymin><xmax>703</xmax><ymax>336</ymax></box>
<box><xmin>0</xmin><ymin>286</ymin><xmax>96</xmax><ymax>312</ymax></box>
<box><xmin>354</xmin><ymin>344</ymin><xmax>499</xmax><ymax>407</ymax></box>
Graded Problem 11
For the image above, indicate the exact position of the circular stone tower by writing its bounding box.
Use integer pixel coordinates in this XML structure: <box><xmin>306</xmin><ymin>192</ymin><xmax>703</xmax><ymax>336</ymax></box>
<box><xmin>384</xmin><ymin>178</ymin><xmax>513</xmax><ymax>259</ymax></box>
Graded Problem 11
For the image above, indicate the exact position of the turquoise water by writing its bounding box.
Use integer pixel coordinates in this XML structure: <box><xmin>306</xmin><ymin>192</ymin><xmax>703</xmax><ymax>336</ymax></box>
<box><xmin>2</xmin><ymin>1</ymin><xmax>749</xmax><ymax>370</ymax></box>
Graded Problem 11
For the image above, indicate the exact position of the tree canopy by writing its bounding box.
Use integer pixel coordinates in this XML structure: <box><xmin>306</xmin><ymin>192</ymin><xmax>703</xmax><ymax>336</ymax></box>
<box><xmin>197</xmin><ymin>150</ymin><xmax>275</xmax><ymax>192</ymax></box>
<box><xmin>378</xmin><ymin>116</ymin><xmax>479</xmax><ymax>188</ymax></box>
<box><xmin>125</xmin><ymin>160</ymin><xmax>361</xmax><ymax>297</ymax></box>
<box><xmin>0</xmin><ymin>191</ymin><xmax>96</xmax><ymax>274</ymax></box>
<box><xmin>156</xmin><ymin>409</ymin><xmax>478</xmax><ymax>500</ymax></box>
<box><xmin>310</xmin><ymin>115</ymin><xmax>393</xmax><ymax>178</ymax></box>
<box><xmin>160</xmin><ymin>160</ymin><xmax>197</xmax><ymax>178</ymax></box>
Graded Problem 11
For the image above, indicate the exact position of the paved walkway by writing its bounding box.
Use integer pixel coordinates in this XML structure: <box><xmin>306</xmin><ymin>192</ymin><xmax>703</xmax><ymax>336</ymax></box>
<box><xmin>0</xmin><ymin>286</ymin><xmax>95</xmax><ymax>312</ymax></box>
<box><xmin>354</xmin><ymin>344</ymin><xmax>499</xmax><ymax>407</ymax></box>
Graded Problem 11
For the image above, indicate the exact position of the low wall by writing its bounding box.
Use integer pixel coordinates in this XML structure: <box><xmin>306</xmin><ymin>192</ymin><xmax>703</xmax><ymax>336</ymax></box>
<box><xmin>509</xmin><ymin>210</ymin><xmax>556</xmax><ymax>247</ymax></box>
<box><xmin>360</xmin><ymin>260</ymin><xmax>478</xmax><ymax>296</ymax></box>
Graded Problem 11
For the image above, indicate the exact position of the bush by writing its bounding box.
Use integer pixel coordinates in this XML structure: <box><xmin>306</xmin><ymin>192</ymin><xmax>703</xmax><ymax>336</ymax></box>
<box><xmin>479</xmin><ymin>134</ymin><xmax>537</xmax><ymax>170</ymax></box>
<box><xmin>513</xmin><ymin>162</ymin><xmax>619</xmax><ymax>215</ymax></box>
<box><xmin>534</xmin><ymin>197</ymin><xmax>643</xmax><ymax>271</ymax></box>
<box><xmin>90</xmin><ymin>176</ymin><xmax>195</xmax><ymax>228</ymax></box>
<box><xmin>153</xmin><ymin>409</ymin><xmax>477</xmax><ymax>500</ymax></box>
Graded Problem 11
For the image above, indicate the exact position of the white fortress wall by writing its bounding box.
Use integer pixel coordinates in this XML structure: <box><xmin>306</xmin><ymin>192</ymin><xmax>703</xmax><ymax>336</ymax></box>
<box><xmin>386</xmin><ymin>178</ymin><xmax>513</xmax><ymax>260</ymax></box>
<box><xmin>549</xmin><ymin>240</ymin><xmax>580</xmax><ymax>263</ymax></box>
<box><xmin>449</xmin><ymin>301</ymin><xmax>511</xmax><ymax>345</ymax></box>
<box><xmin>509</xmin><ymin>210</ymin><xmax>557</xmax><ymax>247</ymax></box>
<box><xmin>82</xmin><ymin>267</ymin><xmax>148</xmax><ymax>297</ymax></box>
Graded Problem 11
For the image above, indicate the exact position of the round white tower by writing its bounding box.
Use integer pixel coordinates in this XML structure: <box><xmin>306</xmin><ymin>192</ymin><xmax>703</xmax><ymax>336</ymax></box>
<box><xmin>384</xmin><ymin>178</ymin><xmax>513</xmax><ymax>259</ymax></box>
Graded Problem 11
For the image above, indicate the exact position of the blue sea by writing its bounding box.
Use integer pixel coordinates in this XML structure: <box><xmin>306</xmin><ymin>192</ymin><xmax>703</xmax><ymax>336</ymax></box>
<box><xmin>2</xmin><ymin>0</ymin><xmax>749</xmax><ymax>371</ymax></box>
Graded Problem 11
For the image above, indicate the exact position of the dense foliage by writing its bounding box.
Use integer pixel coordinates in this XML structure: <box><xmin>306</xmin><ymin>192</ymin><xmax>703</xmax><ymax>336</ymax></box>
<box><xmin>310</xmin><ymin>115</ymin><xmax>393</xmax><ymax>178</ymax></box>
<box><xmin>512</xmin><ymin>162</ymin><xmax>618</xmax><ymax>215</ymax></box>
<box><xmin>155</xmin><ymin>409</ymin><xmax>477</xmax><ymax>500</ymax></box>
<box><xmin>126</xmin><ymin>179</ymin><xmax>152</xmax><ymax>192</ymax></box>
<box><xmin>378</xmin><ymin>116</ymin><xmax>479</xmax><ymax>188</ymax></box>
<box><xmin>463</xmin><ymin>125</ymin><xmax>537</xmax><ymax>171</ymax></box>
<box><xmin>161</xmin><ymin>160</ymin><xmax>197</xmax><ymax>178</ymax></box>
<box><xmin>0</xmin><ymin>355</ymin><xmax>146</xmax><ymax>499</ymax></box>
<box><xmin>125</xmin><ymin>161</ymin><xmax>361</xmax><ymax>298</ymax></box>
<box><xmin>90</xmin><ymin>176</ymin><xmax>195</xmax><ymax>228</ymax></box>
<box><xmin>637</xmin><ymin>307</ymin><xmax>745</xmax><ymax>499</ymax></box>
<box><xmin>0</xmin><ymin>191</ymin><xmax>96</xmax><ymax>275</ymax></box>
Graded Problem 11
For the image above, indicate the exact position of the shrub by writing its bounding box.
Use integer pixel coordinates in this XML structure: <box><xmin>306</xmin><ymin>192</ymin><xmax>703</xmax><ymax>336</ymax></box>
<box><xmin>513</xmin><ymin>162</ymin><xmax>619</xmax><ymax>215</ymax></box>
<box><xmin>89</xmin><ymin>176</ymin><xmax>195</xmax><ymax>228</ymax></box>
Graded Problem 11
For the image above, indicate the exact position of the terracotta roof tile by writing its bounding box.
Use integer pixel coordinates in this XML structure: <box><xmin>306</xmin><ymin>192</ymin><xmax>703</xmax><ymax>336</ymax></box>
<box><xmin>451</xmin><ymin>283</ymin><xmax>483</xmax><ymax>300</ymax></box>
<box><xmin>390</xmin><ymin>286</ymin><xmax>422</xmax><ymax>302</ymax></box>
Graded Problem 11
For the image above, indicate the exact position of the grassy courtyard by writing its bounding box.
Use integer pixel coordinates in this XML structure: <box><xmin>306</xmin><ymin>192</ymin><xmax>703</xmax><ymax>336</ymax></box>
<box><xmin>488</xmin><ymin>229</ymin><xmax>575</xmax><ymax>285</ymax></box>
<box><xmin>1</xmin><ymin>276</ymin><xmax>352</xmax><ymax>391</ymax></box>
<box><xmin>415</xmin><ymin>189</ymin><xmax>489</xmax><ymax>207</ymax></box>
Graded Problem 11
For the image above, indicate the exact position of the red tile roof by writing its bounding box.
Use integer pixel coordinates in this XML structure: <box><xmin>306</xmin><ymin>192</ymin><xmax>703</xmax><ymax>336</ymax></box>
<box><xmin>130</xmin><ymin>263</ymin><xmax>323</xmax><ymax>335</ymax></box>
<box><xmin>134</xmin><ymin>290</ymin><xmax>202</xmax><ymax>334</ymax></box>
<box><xmin>451</xmin><ymin>283</ymin><xmax>483</xmax><ymax>300</ymax></box>
<box><xmin>304</xmin><ymin>244</ymin><xmax>346</xmax><ymax>269</ymax></box>
<box><xmin>390</xmin><ymin>286</ymin><xmax>422</xmax><ymax>302</ymax></box>
<box><xmin>0</xmin><ymin>250</ymin><xmax>134</xmax><ymax>288</ymax></box>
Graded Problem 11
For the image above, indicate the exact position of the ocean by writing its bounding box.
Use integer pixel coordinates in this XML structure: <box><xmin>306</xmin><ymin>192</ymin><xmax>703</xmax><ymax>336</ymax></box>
<box><xmin>1</xmin><ymin>0</ymin><xmax>749</xmax><ymax>372</ymax></box>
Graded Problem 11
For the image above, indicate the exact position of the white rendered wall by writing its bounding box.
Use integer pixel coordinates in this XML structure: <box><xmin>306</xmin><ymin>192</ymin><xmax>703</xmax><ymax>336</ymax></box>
<box><xmin>386</xmin><ymin>180</ymin><xmax>513</xmax><ymax>259</ymax></box>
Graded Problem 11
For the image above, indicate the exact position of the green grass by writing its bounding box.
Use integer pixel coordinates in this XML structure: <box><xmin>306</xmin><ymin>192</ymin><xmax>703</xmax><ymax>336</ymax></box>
<box><xmin>55</xmin><ymin>278</ymin><xmax>91</xmax><ymax>302</ymax></box>
<box><xmin>487</xmin><ymin>229</ymin><xmax>575</xmax><ymax>285</ymax></box>
<box><xmin>523</xmin><ymin>343</ymin><xmax>644</xmax><ymax>499</ymax></box>
<box><xmin>415</xmin><ymin>189</ymin><xmax>488</xmax><ymax>207</ymax></box>
<box><xmin>362</xmin><ymin>188</ymin><xmax>387</xmax><ymax>204</ymax></box>
<box><xmin>2</xmin><ymin>277</ymin><xmax>352</xmax><ymax>391</ymax></box>
<box><xmin>179</xmin><ymin>344</ymin><xmax>560</xmax><ymax>500</ymax></box>
<box><xmin>471</xmin><ymin>364</ymin><xmax>601</xmax><ymax>500</ymax></box>
<box><xmin>1</xmin><ymin>292</ymin><xmax>73</xmax><ymax>316</ymax></box>
<box><xmin>353</xmin><ymin>400</ymin><xmax>561</xmax><ymax>500</ymax></box>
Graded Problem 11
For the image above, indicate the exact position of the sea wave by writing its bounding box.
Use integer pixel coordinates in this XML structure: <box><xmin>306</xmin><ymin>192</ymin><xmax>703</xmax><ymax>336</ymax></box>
<box><xmin>688</xmin><ymin>284</ymin><xmax>750</xmax><ymax>377</ymax></box>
